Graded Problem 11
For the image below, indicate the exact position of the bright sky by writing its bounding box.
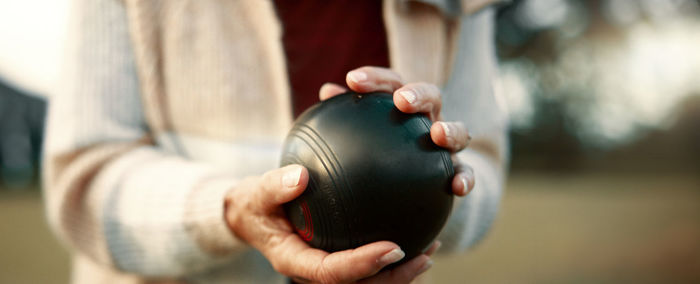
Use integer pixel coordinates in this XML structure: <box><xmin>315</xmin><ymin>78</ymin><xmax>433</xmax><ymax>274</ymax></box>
<box><xmin>0</xmin><ymin>0</ymin><xmax>70</xmax><ymax>97</ymax></box>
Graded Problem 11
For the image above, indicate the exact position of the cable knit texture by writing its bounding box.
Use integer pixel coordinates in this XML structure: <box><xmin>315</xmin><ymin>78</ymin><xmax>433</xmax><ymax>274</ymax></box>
<box><xmin>43</xmin><ymin>0</ymin><xmax>506</xmax><ymax>283</ymax></box>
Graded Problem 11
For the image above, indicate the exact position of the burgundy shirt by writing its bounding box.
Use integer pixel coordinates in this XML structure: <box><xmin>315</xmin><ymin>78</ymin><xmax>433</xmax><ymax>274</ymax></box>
<box><xmin>274</xmin><ymin>0</ymin><xmax>390</xmax><ymax>117</ymax></box>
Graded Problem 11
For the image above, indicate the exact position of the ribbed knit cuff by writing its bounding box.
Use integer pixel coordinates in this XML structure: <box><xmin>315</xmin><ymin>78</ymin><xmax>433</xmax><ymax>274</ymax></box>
<box><xmin>184</xmin><ymin>175</ymin><xmax>244</xmax><ymax>257</ymax></box>
<box><xmin>436</xmin><ymin>148</ymin><xmax>503</xmax><ymax>252</ymax></box>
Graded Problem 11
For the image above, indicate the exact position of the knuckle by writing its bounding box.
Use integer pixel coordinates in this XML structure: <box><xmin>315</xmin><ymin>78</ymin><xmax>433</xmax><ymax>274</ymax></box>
<box><xmin>410</xmin><ymin>84</ymin><xmax>425</xmax><ymax>98</ymax></box>
<box><xmin>434</xmin><ymin>99</ymin><xmax>443</xmax><ymax>113</ymax></box>
<box><xmin>427</xmin><ymin>83</ymin><xmax>441</xmax><ymax>97</ymax></box>
<box><xmin>313</xmin><ymin>268</ymin><xmax>331</xmax><ymax>284</ymax></box>
<box><xmin>241</xmin><ymin>176</ymin><xmax>259</xmax><ymax>186</ymax></box>
<box><xmin>413</xmin><ymin>82</ymin><xmax>440</xmax><ymax>95</ymax></box>
<box><xmin>412</xmin><ymin>83</ymin><xmax>442</xmax><ymax>112</ymax></box>
<box><xmin>261</xmin><ymin>169</ymin><xmax>276</xmax><ymax>183</ymax></box>
<box><xmin>448</xmin><ymin>121</ymin><xmax>464</xmax><ymax>133</ymax></box>
<box><xmin>316</xmin><ymin>260</ymin><xmax>342</xmax><ymax>284</ymax></box>
<box><xmin>390</xmin><ymin>72</ymin><xmax>404</xmax><ymax>85</ymax></box>
<box><xmin>371</xmin><ymin>66</ymin><xmax>402</xmax><ymax>82</ymax></box>
<box><xmin>235</xmin><ymin>178</ymin><xmax>258</xmax><ymax>204</ymax></box>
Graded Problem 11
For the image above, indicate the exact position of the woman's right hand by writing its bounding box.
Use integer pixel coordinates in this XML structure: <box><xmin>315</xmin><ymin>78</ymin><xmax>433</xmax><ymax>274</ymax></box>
<box><xmin>224</xmin><ymin>165</ymin><xmax>436</xmax><ymax>283</ymax></box>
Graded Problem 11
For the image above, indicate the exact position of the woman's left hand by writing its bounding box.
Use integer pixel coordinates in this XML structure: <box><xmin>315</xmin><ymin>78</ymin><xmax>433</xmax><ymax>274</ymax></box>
<box><xmin>319</xmin><ymin>66</ymin><xmax>475</xmax><ymax>197</ymax></box>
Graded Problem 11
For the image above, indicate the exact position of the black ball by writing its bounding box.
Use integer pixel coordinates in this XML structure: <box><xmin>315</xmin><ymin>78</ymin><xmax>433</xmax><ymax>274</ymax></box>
<box><xmin>281</xmin><ymin>92</ymin><xmax>454</xmax><ymax>263</ymax></box>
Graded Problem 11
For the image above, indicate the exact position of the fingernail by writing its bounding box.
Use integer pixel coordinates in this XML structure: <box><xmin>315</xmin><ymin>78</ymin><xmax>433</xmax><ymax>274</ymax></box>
<box><xmin>417</xmin><ymin>259</ymin><xmax>434</xmax><ymax>274</ymax></box>
<box><xmin>440</xmin><ymin>122</ymin><xmax>451</xmax><ymax>137</ymax></box>
<box><xmin>399</xmin><ymin>90</ymin><xmax>417</xmax><ymax>104</ymax></box>
<box><xmin>440</xmin><ymin>122</ymin><xmax>455</xmax><ymax>145</ymax></box>
<box><xmin>320</xmin><ymin>82</ymin><xmax>333</xmax><ymax>93</ymax></box>
<box><xmin>348</xmin><ymin>71</ymin><xmax>367</xmax><ymax>83</ymax></box>
<box><xmin>460</xmin><ymin>175</ymin><xmax>468</xmax><ymax>195</ymax></box>
<box><xmin>321</xmin><ymin>82</ymin><xmax>344</xmax><ymax>93</ymax></box>
<box><xmin>464</xmin><ymin>168</ymin><xmax>475</xmax><ymax>194</ymax></box>
<box><xmin>282</xmin><ymin>167</ymin><xmax>302</xmax><ymax>188</ymax></box>
<box><xmin>378</xmin><ymin>248</ymin><xmax>405</xmax><ymax>266</ymax></box>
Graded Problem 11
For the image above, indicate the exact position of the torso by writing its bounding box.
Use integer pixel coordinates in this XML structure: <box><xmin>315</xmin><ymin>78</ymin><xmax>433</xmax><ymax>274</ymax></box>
<box><xmin>274</xmin><ymin>0</ymin><xmax>390</xmax><ymax>117</ymax></box>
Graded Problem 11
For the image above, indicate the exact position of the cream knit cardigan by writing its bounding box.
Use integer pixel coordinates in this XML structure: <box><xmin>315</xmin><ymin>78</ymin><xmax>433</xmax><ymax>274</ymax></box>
<box><xmin>43</xmin><ymin>0</ymin><xmax>507</xmax><ymax>283</ymax></box>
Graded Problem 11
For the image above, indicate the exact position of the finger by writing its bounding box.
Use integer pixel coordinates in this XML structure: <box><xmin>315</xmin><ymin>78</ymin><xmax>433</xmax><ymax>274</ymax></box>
<box><xmin>319</xmin><ymin>82</ymin><xmax>348</xmax><ymax>101</ymax></box>
<box><xmin>451</xmin><ymin>166</ymin><xmax>475</xmax><ymax>196</ymax></box>
<box><xmin>257</xmin><ymin>165</ymin><xmax>309</xmax><ymax>212</ymax></box>
<box><xmin>424</xmin><ymin>241</ymin><xmax>441</xmax><ymax>256</ymax></box>
<box><xmin>346</xmin><ymin>66</ymin><xmax>404</xmax><ymax>93</ymax></box>
<box><xmin>359</xmin><ymin>255</ymin><xmax>433</xmax><ymax>284</ymax></box>
<box><xmin>430</xmin><ymin>121</ymin><xmax>471</xmax><ymax>152</ymax></box>
<box><xmin>270</xmin><ymin>237</ymin><xmax>403</xmax><ymax>283</ymax></box>
<box><xmin>393</xmin><ymin>83</ymin><xmax>442</xmax><ymax>121</ymax></box>
<box><xmin>318</xmin><ymin>241</ymin><xmax>405</xmax><ymax>282</ymax></box>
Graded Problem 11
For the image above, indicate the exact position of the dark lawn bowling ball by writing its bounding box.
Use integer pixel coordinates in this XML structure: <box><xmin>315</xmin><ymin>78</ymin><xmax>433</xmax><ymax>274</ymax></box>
<box><xmin>280</xmin><ymin>92</ymin><xmax>454</xmax><ymax>263</ymax></box>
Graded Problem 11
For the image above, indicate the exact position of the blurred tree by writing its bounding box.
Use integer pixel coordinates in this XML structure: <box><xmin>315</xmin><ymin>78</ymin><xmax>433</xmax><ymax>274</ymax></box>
<box><xmin>496</xmin><ymin>0</ymin><xmax>700</xmax><ymax>174</ymax></box>
<box><xmin>0</xmin><ymin>81</ymin><xmax>45</xmax><ymax>190</ymax></box>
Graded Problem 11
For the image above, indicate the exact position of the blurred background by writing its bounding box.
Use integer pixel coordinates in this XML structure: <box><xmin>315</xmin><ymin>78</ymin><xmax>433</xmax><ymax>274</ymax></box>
<box><xmin>0</xmin><ymin>0</ymin><xmax>698</xmax><ymax>283</ymax></box>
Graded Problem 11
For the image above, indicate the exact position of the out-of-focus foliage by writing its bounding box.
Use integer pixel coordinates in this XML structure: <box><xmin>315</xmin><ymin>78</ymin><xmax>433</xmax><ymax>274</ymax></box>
<box><xmin>0</xmin><ymin>81</ymin><xmax>45</xmax><ymax>189</ymax></box>
<box><xmin>497</xmin><ymin>0</ymin><xmax>700</xmax><ymax>172</ymax></box>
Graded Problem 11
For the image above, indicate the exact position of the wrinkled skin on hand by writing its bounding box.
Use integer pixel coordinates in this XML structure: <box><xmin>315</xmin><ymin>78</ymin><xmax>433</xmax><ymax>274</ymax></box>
<box><xmin>224</xmin><ymin>66</ymin><xmax>475</xmax><ymax>284</ymax></box>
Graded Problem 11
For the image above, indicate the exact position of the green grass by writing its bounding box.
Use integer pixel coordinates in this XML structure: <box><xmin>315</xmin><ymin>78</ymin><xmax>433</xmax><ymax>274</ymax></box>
<box><xmin>1</xmin><ymin>173</ymin><xmax>699</xmax><ymax>283</ymax></box>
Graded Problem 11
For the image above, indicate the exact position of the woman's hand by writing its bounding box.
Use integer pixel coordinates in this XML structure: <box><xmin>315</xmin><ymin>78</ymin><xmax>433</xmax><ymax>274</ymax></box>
<box><xmin>320</xmin><ymin>66</ymin><xmax>475</xmax><ymax>197</ymax></box>
<box><xmin>224</xmin><ymin>165</ymin><xmax>438</xmax><ymax>283</ymax></box>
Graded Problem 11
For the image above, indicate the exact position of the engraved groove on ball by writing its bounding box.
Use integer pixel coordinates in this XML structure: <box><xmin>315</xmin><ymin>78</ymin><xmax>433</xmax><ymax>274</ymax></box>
<box><xmin>287</xmin><ymin>124</ymin><xmax>355</xmax><ymax>249</ymax></box>
<box><xmin>280</xmin><ymin>92</ymin><xmax>455</xmax><ymax>263</ymax></box>
<box><xmin>293</xmin><ymin>123</ymin><xmax>360</xmax><ymax>243</ymax></box>
<box><xmin>280</xmin><ymin>154</ymin><xmax>331</xmax><ymax>248</ymax></box>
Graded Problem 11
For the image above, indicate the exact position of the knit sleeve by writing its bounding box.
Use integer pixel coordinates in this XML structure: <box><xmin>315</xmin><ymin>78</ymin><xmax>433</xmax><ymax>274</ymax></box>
<box><xmin>436</xmin><ymin>7</ymin><xmax>509</xmax><ymax>252</ymax></box>
<box><xmin>42</xmin><ymin>0</ymin><xmax>246</xmax><ymax>277</ymax></box>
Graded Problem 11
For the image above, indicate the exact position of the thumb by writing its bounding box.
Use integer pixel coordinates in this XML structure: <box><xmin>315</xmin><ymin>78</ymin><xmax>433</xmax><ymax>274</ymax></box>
<box><xmin>256</xmin><ymin>165</ymin><xmax>309</xmax><ymax>212</ymax></box>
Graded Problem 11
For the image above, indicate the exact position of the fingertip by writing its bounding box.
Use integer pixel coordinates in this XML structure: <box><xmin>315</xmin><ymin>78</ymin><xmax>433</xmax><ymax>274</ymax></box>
<box><xmin>451</xmin><ymin>174</ymin><xmax>468</xmax><ymax>196</ymax></box>
<box><xmin>348</xmin><ymin>70</ymin><xmax>368</xmax><ymax>84</ymax></box>
<box><xmin>319</xmin><ymin>82</ymin><xmax>347</xmax><ymax>101</ymax></box>
<box><xmin>417</xmin><ymin>258</ymin><xmax>433</xmax><ymax>275</ymax></box>
<box><xmin>353</xmin><ymin>241</ymin><xmax>403</xmax><ymax>267</ymax></box>
<box><xmin>256</xmin><ymin>165</ymin><xmax>310</xmax><ymax>211</ymax></box>
<box><xmin>365</xmin><ymin>240</ymin><xmax>401</xmax><ymax>254</ymax></box>
<box><xmin>377</xmin><ymin>247</ymin><xmax>406</xmax><ymax>267</ymax></box>
<box><xmin>430</xmin><ymin>122</ymin><xmax>450</xmax><ymax>148</ymax></box>
<box><xmin>452</xmin><ymin>167</ymin><xmax>476</xmax><ymax>197</ymax></box>
<box><xmin>297</xmin><ymin>166</ymin><xmax>310</xmax><ymax>191</ymax></box>
<box><xmin>323</xmin><ymin>241</ymin><xmax>402</xmax><ymax>281</ymax></box>
<box><xmin>424</xmin><ymin>240</ymin><xmax>441</xmax><ymax>256</ymax></box>
<box><xmin>346</xmin><ymin>67</ymin><xmax>403</xmax><ymax>93</ymax></box>
<box><xmin>346</xmin><ymin>70</ymin><xmax>368</xmax><ymax>92</ymax></box>
<box><xmin>281</xmin><ymin>164</ymin><xmax>309</xmax><ymax>193</ymax></box>
<box><xmin>393</xmin><ymin>90</ymin><xmax>418</xmax><ymax>113</ymax></box>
